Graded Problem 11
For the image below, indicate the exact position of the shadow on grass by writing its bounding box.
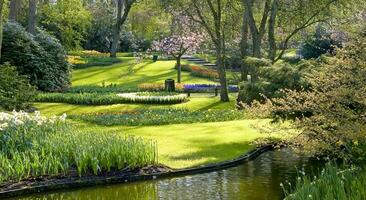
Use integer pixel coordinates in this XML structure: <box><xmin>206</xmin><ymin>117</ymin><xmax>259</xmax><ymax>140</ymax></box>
<box><xmin>167</xmin><ymin>141</ymin><xmax>252</xmax><ymax>167</ymax></box>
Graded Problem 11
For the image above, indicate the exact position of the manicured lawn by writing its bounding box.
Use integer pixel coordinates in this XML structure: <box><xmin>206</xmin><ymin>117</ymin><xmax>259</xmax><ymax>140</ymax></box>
<box><xmin>33</xmin><ymin>94</ymin><xmax>237</xmax><ymax>115</ymax></box>
<box><xmin>79</xmin><ymin>119</ymin><xmax>274</xmax><ymax>169</ymax></box>
<box><xmin>72</xmin><ymin>58</ymin><xmax>215</xmax><ymax>88</ymax></box>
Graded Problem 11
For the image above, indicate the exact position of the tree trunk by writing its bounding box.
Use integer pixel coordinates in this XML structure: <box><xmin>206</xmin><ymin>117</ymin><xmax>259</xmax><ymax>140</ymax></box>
<box><xmin>27</xmin><ymin>0</ymin><xmax>37</xmax><ymax>35</ymax></box>
<box><xmin>0</xmin><ymin>0</ymin><xmax>4</xmax><ymax>60</ymax></box>
<box><xmin>216</xmin><ymin>45</ymin><xmax>229</xmax><ymax>102</ymax></box>
<box><xmin>110</xmin><ymin>0</ymin><xmax>123</xmax><ymax>58</ymax></box>
<box><xmin>176</xmin><ymin>56</ymin><xmax>182</xmax><ymax>83</ymax></box>
<box><xmin>240</xmin><ymin>4</ymin><xmax>249</xmax><ymax>81</ymax></box>
<box><xmin>9</xmin><ymin>0</ymin><xmax>20</xmax><ymax>22</ymax></box>
<box><xmin>268</xmin><ymin>0</ymin><xmax>278</xmax><ymax>62</ymax></box>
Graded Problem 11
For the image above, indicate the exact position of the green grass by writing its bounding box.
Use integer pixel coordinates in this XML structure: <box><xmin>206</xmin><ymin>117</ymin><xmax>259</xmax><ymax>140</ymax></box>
<box><xmin>72</xmin><ymin>58</ymin><xmax>215</xmax><ymax>89</ymax></box>
<box><xmin>79</xmin><ymin>119</ymin><xmax>274</xmax><ymax>169</ymax></box>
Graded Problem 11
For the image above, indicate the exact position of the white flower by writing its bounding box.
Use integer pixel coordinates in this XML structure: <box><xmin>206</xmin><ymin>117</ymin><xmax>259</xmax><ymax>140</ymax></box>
<box><xmin>0</xmin><ymin>123</ymin><xmax>8</xmax><ymax>131</ymax></box>
<box><xmin>60</xmin><ymin>113</ymin><xmax>67</xmax><ymax>121</ymax></box>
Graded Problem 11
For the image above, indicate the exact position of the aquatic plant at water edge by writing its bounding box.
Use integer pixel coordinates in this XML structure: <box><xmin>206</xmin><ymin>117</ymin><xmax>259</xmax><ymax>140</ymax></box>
<box><xmin>284</xmin><ymin>163</ymin><xmax>366</xmax><ymax>200</ymax></box>
<box><xmin>0</xmin><ymin>111</ymin><xmax>158</xmax><ymax>184</ymax></box>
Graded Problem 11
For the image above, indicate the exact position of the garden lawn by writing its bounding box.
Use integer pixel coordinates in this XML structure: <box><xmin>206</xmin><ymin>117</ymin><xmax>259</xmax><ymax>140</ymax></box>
<box><xmin>80</xmin><ymin>119</ymin><xmax>274</xmax><ymax>169</ymax></box>
<box><xmin>72</xmin><ymin>58</ymin><xmax>215</xmax><ymax>89</ymax></box>
<box><xmin>33</xmin><ymin>94</ymin><xmax>237</xmax><ymax>115</ymax></box>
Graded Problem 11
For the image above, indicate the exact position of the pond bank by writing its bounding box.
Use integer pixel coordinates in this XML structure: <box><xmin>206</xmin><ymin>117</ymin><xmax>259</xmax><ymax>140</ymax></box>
<box><xmin>0</xmin><ymin>145</ymin><xmax>274</xmax><ymax>199</ymax></box>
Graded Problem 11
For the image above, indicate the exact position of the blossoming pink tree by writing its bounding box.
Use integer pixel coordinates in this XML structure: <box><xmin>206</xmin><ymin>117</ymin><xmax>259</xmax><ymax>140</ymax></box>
<box><xmin>151</xmin><ymin>14</ymin><xmax>204</xmax><ymax>83</ymax></box>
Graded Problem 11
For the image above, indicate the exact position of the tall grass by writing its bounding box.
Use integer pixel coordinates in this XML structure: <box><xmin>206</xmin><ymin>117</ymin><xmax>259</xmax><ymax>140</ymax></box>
<box><xmin>35</xmin><ymin>92</ymin><xmax>188</xmax><ymax>105</ymax></box>
<box><xmin>284</xmin><ymin>163</ymin><xmax>366</xmax><ymax>200</ymax></box>
<box><xmin>0</xmin><ymin>111</ymin><xmax>158</xmax><ymax>184</ymax></box>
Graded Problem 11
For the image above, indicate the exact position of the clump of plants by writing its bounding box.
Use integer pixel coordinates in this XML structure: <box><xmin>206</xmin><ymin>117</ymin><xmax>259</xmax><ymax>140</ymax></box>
<box><xmin>35</xmin><ymin>92</ymin><xmax>188</xmax><ymax>105</ymax></box>
<box><xmin>67</xmin><ymin>50</ymin><xmax>122</xmax><ymax>69</ymax></box>
<box><xmin>284</xmin><ymin>163</ymin><xmax>366</xmax><ymax>200</ymax></box>
<box><xmin>1</xmin><ymin>22</ymin><xmax>71</xmax><ymax>92</ymax></box>
<box><xmin>70</xmin><ymin>109</ymin><xmax>246</xmax><ymax>126</ymax></box>
<box><xmin>0</xmin><ymin>64</ymin><xmax>37</xmax><ymax>111</ymax></box>
<box><xmin>0</xmin><ymin>111</ymin><xmax>158</xmax><ymax>184</ymax></box>
<box><xmin>180</xmin><ymin>65</ymin><xmax>219</xmax><ymax>80</ymax></box>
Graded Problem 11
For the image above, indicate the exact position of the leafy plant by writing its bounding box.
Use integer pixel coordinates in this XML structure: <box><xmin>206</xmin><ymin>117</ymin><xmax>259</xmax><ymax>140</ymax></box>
<box><xmin>0</xmin><ymin>64</ymin><xmax>37</xmax><ymax>111</ymax></box>
<box><xmin>0</xmin><ymin>111</ymin><xmax>157</xmax><ymax>184</ymax></box>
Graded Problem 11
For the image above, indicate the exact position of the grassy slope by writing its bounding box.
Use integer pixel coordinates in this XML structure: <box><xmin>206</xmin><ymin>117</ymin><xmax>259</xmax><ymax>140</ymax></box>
<box><xmin>72</xmin><ymin>58</ymin><xmax>215</xmax><ymax>88</ymax></box>
<box><xmin>35</xmin><ymin>57</ymin><xmax>273</xmax><ymax>169</ymax></box>
<box><xmin>79</xmin><ymin>119</ymin><xmax>272</xmax><ymax>169</ymax></box>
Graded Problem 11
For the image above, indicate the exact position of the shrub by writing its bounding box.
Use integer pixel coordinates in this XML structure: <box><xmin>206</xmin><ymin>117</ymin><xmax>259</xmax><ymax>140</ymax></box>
<box><xmin>243</xmin><ymin>57</ymin><xmax>272</xmax><ymax>81</ymax></box>
<box><xmin>35</xmin><ymin>92</ymin><xmax>188</xmax><ymax>105</ymax></box>
<box><xmin>1</xmin><ymin>22</ymin><xmax>71</xmax><ymax>91</ymax></box>
<box><xmin>0</xmin><ymin>111</ymin><xmax>157</xmax><ymax>183</ymax></box>
<box><xmin>271</xmin><ymin>33</ymin><xmax>366</xmax><ymax>158</ymax></box>
<box><xmin>0</xmin><ymin>64</ymin><xmax>37</xmax><ymax>110</ymax></box>
<box><xmin>300</xmin><ymin>25</ymin><xmax>343</xmax><ymax>59</ymax></box>
<box><xmin>237</xmin><ymin>60</ymin><xmax>316</xmax><ymax>104</ymax></box>
<box><xmin>70</xmin><ymin>109</ymin><xmax>246</xmax><ymax>126</ymax></box>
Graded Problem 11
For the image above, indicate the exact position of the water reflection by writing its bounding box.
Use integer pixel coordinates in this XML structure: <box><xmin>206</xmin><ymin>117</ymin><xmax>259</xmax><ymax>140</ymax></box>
<box><xmin>17</xmin><ymin>149</ymin><xmax>320</xmax><ymax>200</ymax></box>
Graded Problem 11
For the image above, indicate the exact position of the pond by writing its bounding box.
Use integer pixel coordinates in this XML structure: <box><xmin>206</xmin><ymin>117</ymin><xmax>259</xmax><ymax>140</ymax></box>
<box><xmin>15</xmin><ymin>149</ymin><xmax>322</xmax><ymax>200</ymax></box>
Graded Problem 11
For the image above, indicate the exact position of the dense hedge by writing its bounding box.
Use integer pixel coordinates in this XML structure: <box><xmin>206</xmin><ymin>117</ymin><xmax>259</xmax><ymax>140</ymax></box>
<box><xmin>35</xmin><ymin>92</ymin><xmax>188</xmax><ymax>105</ymax></box>
<box><xmin>1</xmin><ymin>22</ymin><xmax>70</xmax><ymax>92</ymax></box>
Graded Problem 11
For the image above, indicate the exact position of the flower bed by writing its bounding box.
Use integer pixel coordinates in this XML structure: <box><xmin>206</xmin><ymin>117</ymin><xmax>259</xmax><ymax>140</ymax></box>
<box><xmin>70</xmin><ymin>109</ymin><xmax>246</xmax><ymax>126</ymax></box>
<box><xmin>36</xmin><ymin>92</ymin><xmax>188</xmax><ymax>105</ymax></box>
<box><xmin>0</xmin><ymin>111</ymin><xmax>157</xmax><ymax>184</ymax></box>
<box><xmin>184</xmin><ymin>84</ymin><xmax>239</xmax><ymax>92</ymax></box>
<box><xmin>137</xmin><ymin>83</ymin><xmax>238</xmax><ymax>93</ymax></box>
<box><xmin>180</xmin><ymin>65</ymin><xmax>219</xmax><ymax>80</ymax></box>
<box><xmin>117</xmin><ymin>93</ymin><xmax>188</xmax><ymax>104</ymax></box>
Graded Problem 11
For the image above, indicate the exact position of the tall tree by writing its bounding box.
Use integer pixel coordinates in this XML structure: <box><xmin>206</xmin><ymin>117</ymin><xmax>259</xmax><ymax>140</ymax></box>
<box><xmin>182</xmin><ymin>0</ymin><xmax>231</xmax><ymax>102</ymax></box>
<box><xmin>243</xmin><ymin>0</ymin><xmax>271</xmax><ymax>58</ymax></box>
<box><xmin>110</xmin><ymin>0</ymin><xmax>136</xmax><ymax>57</ymax></box>
<box><xmin>267</xmin><ymin>0</ymin><xmax>278</xmax><ymax>62</ymax></box>
<box><xmin>0</xmin><ymin>0</ymin><xmax>4</xmax><ymax>60</ymax></box>
<box><xmin>27</xmin><ymin>0</ymin><xmax>37</xmax><ymax>34</ymax></box>
<box><xmin>9</xmin><ymin>0</ymin><xmax>21</xmax><ymax>22</ymax></box>
<box><xmin>239</xmin><ymin>2</ymin><xmax>249</xmax><ymax>81</ymax></box>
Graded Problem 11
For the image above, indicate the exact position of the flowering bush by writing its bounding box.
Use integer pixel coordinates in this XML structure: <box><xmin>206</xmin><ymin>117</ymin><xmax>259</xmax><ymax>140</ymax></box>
<box><xmin>0</xmin><ymin>111</ymin><xmax>157</xmax><ymax>184</ymax></box>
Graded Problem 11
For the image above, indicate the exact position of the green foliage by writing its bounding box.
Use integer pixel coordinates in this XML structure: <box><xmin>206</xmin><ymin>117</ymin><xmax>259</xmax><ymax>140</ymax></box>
<box><xmin>284</xmin><ymin>163</ymin><xmax>366</xmax><ymax>200</ymax></box>
<box><xmin>271</xmin><ymin>33</ymin><xmax>366</xmax><ymax>158</ymax></box>
<box><xmin>1</xmin><ymin>22</ymin><xmax>71</xmax><ymax>91</ymax></box>
<box><xmin>40</xmin><ymin>0</ymin><xmax>91</xmax><ymax>50</ymax></box>
<box><xmin>243</xmin><ymin>57</ymin><xmax>272</xmax><ymax>81</ymax></box>
<box><xmin>0</xmin><ymin>111</ymin><xmax>157</xmax><ymax>183</ymax></box>
<box><xmin>0</xmin><ymin>64</ymin><xmax>36</xmax><ymax>111</ymax></box>
<box><xmin>300</xmin><ymin>25</ymin><xmax>343</xmax><ymax>59</ymax></box>
<box><xmin>35</xmin><ymin>92</ymin><xmax>188</xmax><ymax>105</ymax></box>
<box><xmin>238</xmin><ymin>60</ymin><xmax>316</xmax><ymax>104</ymax></box>
<box><xmin>70</xmin><ymin>109</ymin><xmax>246</xmax><ymax>126</ymax></box>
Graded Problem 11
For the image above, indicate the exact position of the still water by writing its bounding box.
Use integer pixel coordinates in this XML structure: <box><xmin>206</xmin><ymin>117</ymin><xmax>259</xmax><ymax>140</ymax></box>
<box><xmin>17</xmin><ymin>149</ymin><xmax>321</xmax><ymax>200</ymax></box>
